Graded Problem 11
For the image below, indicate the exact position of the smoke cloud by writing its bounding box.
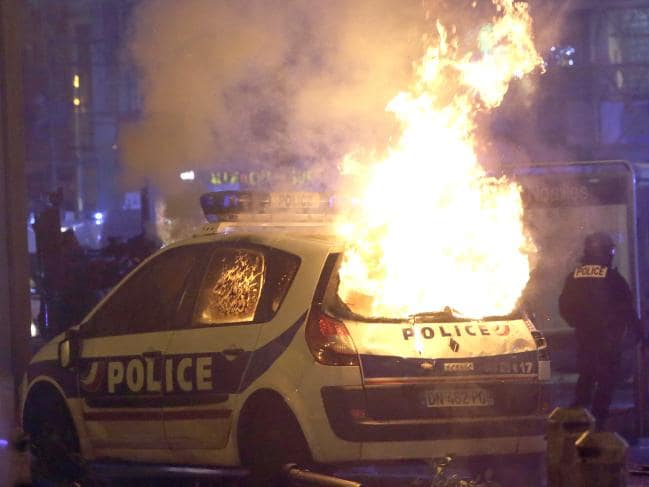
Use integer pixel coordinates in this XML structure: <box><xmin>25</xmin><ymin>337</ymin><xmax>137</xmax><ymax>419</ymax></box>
<box><xmin>119</xmin><ymin>1</ymin><xmax>574</xmax><ymax>205</ymax></box>
<box><xmin>119</xmin><ymin>0</ymin><xmax>444</xmax><ymax>193</ymax></box>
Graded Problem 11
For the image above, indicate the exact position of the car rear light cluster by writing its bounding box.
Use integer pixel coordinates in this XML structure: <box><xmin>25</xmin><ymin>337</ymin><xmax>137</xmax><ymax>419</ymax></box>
<box><xmin>531</xmin><ymin>329</ymin><xmax>551</xmax><ymax>381</ymax></box>
<box><xmin>531</xmin><ymin>330</ymin><xmax>549</xmax><ymax>360</ymax></box>
<box><xmin>305</xmin><ymin>307</ymin><xmax>359</xmax><ymax>366</ymax></box>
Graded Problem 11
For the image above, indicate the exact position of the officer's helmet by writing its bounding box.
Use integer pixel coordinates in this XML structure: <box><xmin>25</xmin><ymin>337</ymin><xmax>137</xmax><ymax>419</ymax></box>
<box><xmin>583</xmin><ymin>231</ymin><xmax>616</xmax><ymax>262</ymax></box>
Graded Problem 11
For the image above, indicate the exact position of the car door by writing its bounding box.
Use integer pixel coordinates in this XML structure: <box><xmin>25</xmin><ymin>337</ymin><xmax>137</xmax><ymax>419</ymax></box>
<box><xmin>163</xmin><ymin>244</ymin><xmax>300</xmax><ymax>450</ymax></box>
<box><xmin>77</xmin><ymin>244</ymin><xmax>210</xmax><ymax>451</ymax></box>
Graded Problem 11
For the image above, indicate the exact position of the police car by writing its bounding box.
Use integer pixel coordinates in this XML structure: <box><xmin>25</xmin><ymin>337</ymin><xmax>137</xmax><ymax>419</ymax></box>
<box><xmin>20</xmin><ymin>191</ymin><xmax>551</xmax><ymax>483</ymax></box>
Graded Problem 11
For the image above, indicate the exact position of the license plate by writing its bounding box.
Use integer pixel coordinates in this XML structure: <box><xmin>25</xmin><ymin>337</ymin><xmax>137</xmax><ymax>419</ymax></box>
<box><xmin>425</xmin><ymin>388</ymin><xmax>495</xmax><ymax>408</ymax></box>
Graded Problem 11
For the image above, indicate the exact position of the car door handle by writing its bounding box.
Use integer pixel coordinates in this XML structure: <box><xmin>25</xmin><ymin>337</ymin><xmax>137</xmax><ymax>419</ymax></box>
<box><xmin>143</xmin><ymin>350</ymin><xmax>162</xmax><ymax>358</ymax></box>
<box><xmin>223</xmin><ymin>348</ymin><xmax>244</xmax><ymax>357</ymax></box>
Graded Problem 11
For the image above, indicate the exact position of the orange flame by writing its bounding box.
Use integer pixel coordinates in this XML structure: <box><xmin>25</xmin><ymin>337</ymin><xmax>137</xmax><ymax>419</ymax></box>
<box><xmin>336</xmin><ymin>0</ymin><xmax>542</xmax><ymax>319</ymax></box>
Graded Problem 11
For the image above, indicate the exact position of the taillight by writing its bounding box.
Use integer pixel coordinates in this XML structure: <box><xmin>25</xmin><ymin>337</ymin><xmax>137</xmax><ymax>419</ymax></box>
<box><xmin>305</xmin><ymin>307</ymin><xmax>359</xmax><ymax>366</ymax></box>
<box><xmin>530</xmin><ymin>329</ymin><xmax>546</xmax><ymax>347</ymax></box>
<box><xmin>531</xmin><ymin>330</ymin><xmax>550</xmax><ymax>360</ymax></box>
<box><xmin>531</xmin><ymin>329</ymin><xmax>551</xmax><ymax>381</ymax></box>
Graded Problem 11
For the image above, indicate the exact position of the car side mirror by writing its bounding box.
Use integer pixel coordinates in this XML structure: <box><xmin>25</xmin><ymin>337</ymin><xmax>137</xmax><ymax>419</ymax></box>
<box><xmin>58</xmin><ymin>329</ymin><xmax>80</xmax><ymax>368</ymax></box>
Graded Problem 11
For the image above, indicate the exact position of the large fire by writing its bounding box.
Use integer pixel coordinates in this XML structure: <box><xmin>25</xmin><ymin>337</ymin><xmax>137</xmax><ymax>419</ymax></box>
<box><xmin>336</xmin><ymin>0</ymin><xmax>542</xmax><ymax>319</ymax></box>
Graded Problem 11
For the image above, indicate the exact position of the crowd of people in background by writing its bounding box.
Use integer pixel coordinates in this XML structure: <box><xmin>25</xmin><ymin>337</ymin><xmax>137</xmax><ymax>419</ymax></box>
<box><xmin>32</xmin><ymin>189</ymin><xmax>160</xmax><ymax>340</ymax></box>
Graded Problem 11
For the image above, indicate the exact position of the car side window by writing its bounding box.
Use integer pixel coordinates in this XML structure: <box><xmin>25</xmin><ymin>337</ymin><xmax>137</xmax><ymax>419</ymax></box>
<box><xmin>83</xmin><ymin>245</ymin><xmax>207</xmax><ymax>337</ymax></box>
<box><xmin>193</xmin><ymin>248</ymin><xmax>265</xmax><ymax>326</ymax></box>
<box><xmin>260</xmin><ymin>248</ymin><xmax>301</xmax><ymax>318</ymax></box>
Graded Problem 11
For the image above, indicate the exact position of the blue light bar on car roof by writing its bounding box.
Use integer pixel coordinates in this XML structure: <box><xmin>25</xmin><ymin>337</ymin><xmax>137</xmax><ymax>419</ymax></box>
<box><xmin>200</xmin><ymin>191</ymin><xmax>336</xmax><ymax>223</ymax></box>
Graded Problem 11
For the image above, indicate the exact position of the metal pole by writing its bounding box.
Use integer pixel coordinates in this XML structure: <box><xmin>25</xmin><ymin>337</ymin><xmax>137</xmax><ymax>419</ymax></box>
<box><xmin>0</xmin><ymin>0</ymin><xmax>32</xmax><ymax>402</ymax></box>
<box><xmin>282</xmin><ymin>464</ymin><xmax>364</xmax><ymax>487</ymax></box>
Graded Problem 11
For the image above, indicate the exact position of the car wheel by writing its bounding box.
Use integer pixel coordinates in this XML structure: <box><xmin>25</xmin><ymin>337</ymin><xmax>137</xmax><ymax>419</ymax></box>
<box><xmin>24</xmin><ymin>388</ymin><xmax>83</xmax><ymax>485</ymax></box>
<box><xmin>239</xmin><ymin>396</ymin><xmax>312</xmax><ymax>486</ymax></box>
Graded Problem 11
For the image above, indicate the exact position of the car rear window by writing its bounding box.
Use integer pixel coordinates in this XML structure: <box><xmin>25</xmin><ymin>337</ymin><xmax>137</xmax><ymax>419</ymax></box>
<box><xmin>321</xmin><ymin>253</ymin><xmax>399</xmax><ymax>322</ymax></box>
<box><xmin>323</xmin><ymin>253</ymin><xmax>520</xmax><ymax>322</ymax></box>
<box><xmin>263</xmin><ymin>248</ymin><xmax>301</xmax><ymax>318</ymax></box>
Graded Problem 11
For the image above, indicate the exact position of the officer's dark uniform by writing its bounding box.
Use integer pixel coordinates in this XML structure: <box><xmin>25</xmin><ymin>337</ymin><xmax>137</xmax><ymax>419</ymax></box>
<box><xmin>559</xmin><ymin>232</ymin><xmax>641</xmax><ymax>428</ymax></box>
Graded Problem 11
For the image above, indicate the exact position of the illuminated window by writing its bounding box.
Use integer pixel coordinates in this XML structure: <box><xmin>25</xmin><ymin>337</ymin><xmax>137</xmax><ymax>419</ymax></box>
<box><xmin>194</xmin><ymin>249</ymin><xmax>265</xmax><ymax>325</ymax></box>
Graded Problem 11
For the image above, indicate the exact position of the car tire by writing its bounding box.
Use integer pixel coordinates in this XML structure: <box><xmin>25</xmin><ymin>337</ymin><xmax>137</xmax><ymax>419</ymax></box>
<box><xmin>24</xmin><ymin>387</ymin><xmax>83</xmax><ymax>485</ymax></box>
<box><xmin>239</xmin><ymin>395</ymin><xmax>312</xmax><ymax>487</ymax></box>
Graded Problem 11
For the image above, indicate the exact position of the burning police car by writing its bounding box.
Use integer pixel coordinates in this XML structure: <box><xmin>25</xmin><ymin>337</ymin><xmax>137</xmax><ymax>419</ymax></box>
<box><xmin>19</xmin><ymin>191</ymin><xmax>550</xmax><ymax>484</ymax></box>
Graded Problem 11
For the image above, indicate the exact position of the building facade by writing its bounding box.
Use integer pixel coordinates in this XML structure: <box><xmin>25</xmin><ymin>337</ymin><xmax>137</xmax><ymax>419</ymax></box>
<box><xmin>23</xmin><ymin>0</ymin><xmax>142</xmax><ymax>244</ymax></box>
<box><xmin>528</xmin><ymin>0</ymin><xmax>649</xmax><ymax>164</ymax></box>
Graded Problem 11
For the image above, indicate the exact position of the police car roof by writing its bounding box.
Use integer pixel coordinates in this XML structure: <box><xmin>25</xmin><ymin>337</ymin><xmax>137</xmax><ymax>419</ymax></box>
<box><xmin>173</xmin><ymin>225</ymin><xmax>343</xmax><ymax>255</ymax></box>
<box><xmin>182</xmin><ymin>191</ymin><xmax>347</xmax><ymax>254</ymax></box>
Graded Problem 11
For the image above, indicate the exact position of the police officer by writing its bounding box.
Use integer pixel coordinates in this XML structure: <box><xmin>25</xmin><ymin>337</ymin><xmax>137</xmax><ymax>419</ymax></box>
<box><xmin>559</xmin><ymin>231</ymin><xmax>643</xmax><ymax>429</ymax></box>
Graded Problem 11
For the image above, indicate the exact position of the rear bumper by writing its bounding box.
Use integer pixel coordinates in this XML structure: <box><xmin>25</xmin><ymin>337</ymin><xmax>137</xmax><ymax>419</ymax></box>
<box><xmin>328</xmin><ymin>415</ymin><xmax>546</xmax><ymax>443</ymax></box>
<box><xmin>321</xmin><ymin>385</ymin><xmax>548</xmax><ymax>443</ymax></box>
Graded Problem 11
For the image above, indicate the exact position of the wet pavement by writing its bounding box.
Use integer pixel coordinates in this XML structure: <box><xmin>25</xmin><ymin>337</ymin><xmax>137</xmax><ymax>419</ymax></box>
<box><xmin>4</xmin><ymin>369</ymin><xmax>649</xmax><ymax>487</ymax></box>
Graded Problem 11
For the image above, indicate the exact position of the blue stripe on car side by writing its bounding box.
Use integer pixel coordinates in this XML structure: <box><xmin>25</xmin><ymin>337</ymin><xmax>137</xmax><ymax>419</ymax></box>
<box><xmin>238</xmin><ymin>311</ymin><xmax>307</xmax><ymax>391</ymax></box>
<box><xmin>26</xmin><ymin>312</ymin><xmax>308</xmax><ymax>400</ymax></box>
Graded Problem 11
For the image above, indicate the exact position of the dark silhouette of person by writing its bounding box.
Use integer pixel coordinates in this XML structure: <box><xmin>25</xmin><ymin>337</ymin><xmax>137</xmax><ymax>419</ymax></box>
<box><xmin>559</xmin><ymin>231</ymin><xmax>643</xmax><ymax>429</ymax></box>
<box><xmin>58</xmin><ymin>228</ymin><xmax>95</xmax><ymax>330</ymax></box>
<box><xmin>33</xmin><ymin>189</ymin><xmax>64</xmax><ymax>338</ymax></box>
